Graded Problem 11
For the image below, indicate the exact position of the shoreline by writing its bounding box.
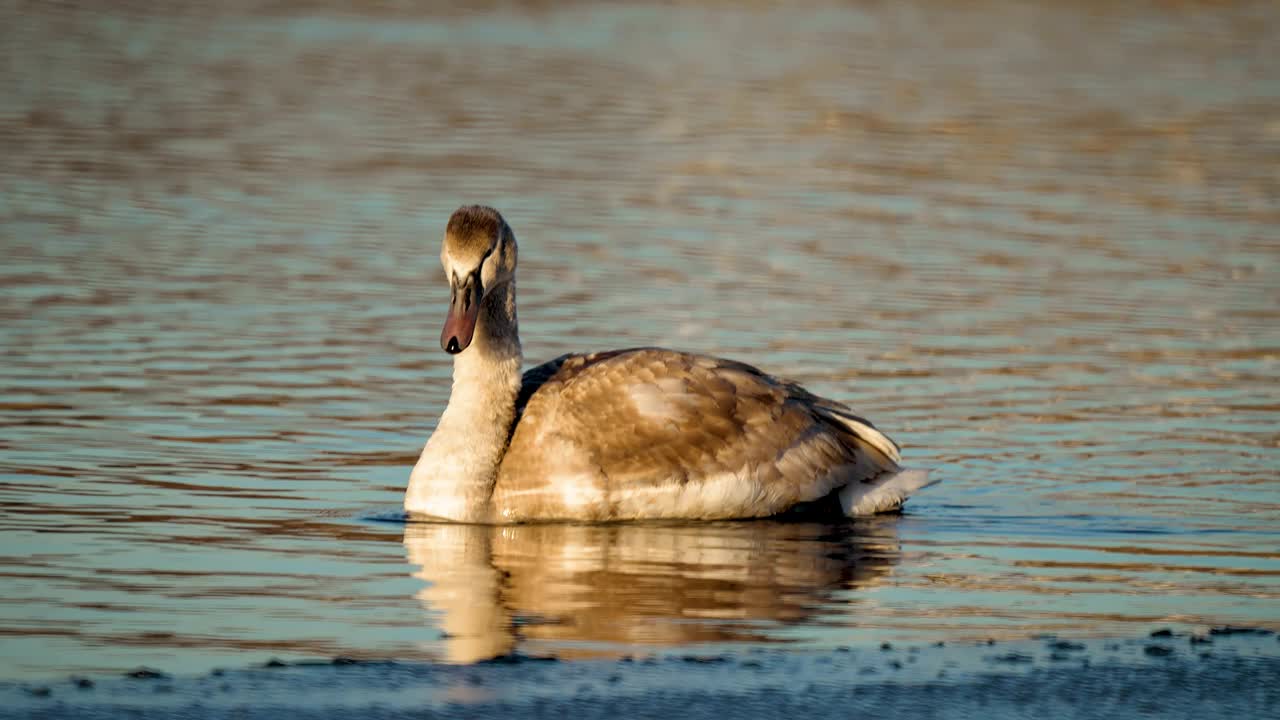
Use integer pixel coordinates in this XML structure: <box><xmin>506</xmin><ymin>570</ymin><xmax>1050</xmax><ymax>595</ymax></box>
<box><xmin>5</xmin><ymin>630</ymin><xmax>1277</xmax><ymax>719</ymax></box>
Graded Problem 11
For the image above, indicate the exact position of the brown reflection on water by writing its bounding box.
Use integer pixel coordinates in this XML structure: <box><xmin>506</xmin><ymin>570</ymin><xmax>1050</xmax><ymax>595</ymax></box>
<box><xmin>405</xmin><ymin>520</ymin><xmax>901</xmax><ymax>662</ymax></box>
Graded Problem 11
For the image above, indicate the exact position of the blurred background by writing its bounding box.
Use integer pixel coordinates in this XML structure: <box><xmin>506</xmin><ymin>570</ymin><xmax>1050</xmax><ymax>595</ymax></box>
<box><xmin>1</xmin><ymin>0</ymin><xmax>1277</xmax><ymax>680</ymax></box>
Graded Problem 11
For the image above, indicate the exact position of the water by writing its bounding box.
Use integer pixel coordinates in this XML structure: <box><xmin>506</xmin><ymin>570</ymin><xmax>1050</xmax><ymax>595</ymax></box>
<box><xmin>1</xmin><ymin>0</ymin><xmax>1277</xmax><ymax>681</ymax></box>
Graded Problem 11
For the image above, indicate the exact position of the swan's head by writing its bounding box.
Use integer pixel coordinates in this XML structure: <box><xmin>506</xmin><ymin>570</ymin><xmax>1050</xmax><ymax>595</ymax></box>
<box><xmin>439</xmin><ymin>205</ymin><xmax>518</xmax><ymax>354</ymax></box>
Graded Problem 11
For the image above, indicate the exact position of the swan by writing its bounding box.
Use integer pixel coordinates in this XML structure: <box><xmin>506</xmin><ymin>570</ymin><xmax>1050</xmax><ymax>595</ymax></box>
<box><xmin>406</xmin><ymin>205</ymin><xmax>935</xmax><ymax>523</ymax></box>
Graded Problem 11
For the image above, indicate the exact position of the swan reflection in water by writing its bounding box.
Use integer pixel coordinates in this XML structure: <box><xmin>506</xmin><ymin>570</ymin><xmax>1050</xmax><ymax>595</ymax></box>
<box><xmin>404</xmin><ymin>519</ymin><xmax>903</xmax><ymax>662</ymax></box>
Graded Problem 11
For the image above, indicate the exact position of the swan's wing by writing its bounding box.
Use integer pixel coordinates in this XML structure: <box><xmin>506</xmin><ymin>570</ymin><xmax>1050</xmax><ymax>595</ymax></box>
<box><xmin>515</xmin><ymin>352</ymin><xmax>574</xmax><ymax>418</ymax></box>
<box><xmin>496</xmin><ymin>348</ymin><xmax>900</xmax><ymax>520</ymax></box>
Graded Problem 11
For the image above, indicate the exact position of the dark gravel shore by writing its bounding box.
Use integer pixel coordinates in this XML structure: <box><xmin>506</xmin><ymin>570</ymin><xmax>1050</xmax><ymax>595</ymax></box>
<box><xmin>4</xmin><ymin>632</ymin><xmax>1277</xmax><ymax>719</ymax></box>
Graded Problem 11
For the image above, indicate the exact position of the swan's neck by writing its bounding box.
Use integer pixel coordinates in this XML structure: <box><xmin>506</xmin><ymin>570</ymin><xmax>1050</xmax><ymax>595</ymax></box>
<box><xmin>406</xmin><ymin>282</ymin><xmax>521</xmax><ymax>522</ymax></box>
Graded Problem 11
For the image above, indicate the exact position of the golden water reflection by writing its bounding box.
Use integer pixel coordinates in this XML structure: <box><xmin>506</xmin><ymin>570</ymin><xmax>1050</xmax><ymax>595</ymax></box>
<box><xmin>405</xmin><ymin>520</ymin><xmax>902</xmax><ymax>661</ymax></box>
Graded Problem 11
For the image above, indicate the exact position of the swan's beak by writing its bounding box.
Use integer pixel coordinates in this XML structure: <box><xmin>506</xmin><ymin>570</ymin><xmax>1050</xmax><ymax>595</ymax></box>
<box><xmin>441</xmin><ymin>274</ymin><xmax>481</xmax><ymax>355</ymax></box>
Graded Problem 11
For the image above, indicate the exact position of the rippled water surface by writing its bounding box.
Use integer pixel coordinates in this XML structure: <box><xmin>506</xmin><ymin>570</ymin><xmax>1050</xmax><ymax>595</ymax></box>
<box><xmin>2</xmin><ymin>0</ymin><xmax>1278</xmax><ymax>680</ymax></box>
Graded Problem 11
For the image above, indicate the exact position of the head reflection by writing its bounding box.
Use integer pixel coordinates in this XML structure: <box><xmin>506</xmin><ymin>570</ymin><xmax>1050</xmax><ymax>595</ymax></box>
<box><xmin>404</xmin><ymin>520</ymin><xmax>901</xmax><ymax>662</ymax></box>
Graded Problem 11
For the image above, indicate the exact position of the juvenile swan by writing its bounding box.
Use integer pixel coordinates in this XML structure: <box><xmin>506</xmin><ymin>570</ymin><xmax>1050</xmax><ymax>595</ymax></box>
<box><xmin>406</xmin><ymin>206</ymin><xmax>935</xmax><ymax>523</ymax></box>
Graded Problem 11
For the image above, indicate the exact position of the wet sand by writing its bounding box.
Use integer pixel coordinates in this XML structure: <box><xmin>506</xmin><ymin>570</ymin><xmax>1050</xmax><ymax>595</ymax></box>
<box><xmin>4</xmin><ymin>632</ymin><xmax>1277</xmax><ymax>719</ymax></box>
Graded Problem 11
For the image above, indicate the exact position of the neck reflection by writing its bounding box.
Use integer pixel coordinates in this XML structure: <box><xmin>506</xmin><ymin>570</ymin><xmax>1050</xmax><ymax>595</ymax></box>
<box><xmin>405</xmin><ymin>520</ymin><xmax>902</xmax><ymax>662</ymax></box>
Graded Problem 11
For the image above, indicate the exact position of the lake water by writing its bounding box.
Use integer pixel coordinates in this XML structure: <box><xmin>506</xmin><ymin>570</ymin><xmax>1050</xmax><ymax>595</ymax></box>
<box><xmin>1</xmin><ymin>0</ymin><xmax>1277</xmax><ymax>681</ymax></box>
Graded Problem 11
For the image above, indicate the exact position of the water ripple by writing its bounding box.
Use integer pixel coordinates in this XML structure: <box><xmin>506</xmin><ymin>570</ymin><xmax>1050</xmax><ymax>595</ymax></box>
<box><xmin>0</xmin><ymin>0</ymin><xmax>1277</xmax><ymax>681</ymax></box>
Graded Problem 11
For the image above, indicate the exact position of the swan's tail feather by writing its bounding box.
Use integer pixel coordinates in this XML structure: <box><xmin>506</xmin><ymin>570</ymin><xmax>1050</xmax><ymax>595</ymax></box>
<box><xmin>821</xmin><ymin>408</ymin><xmax>902</xmax><ymax>467</ymax></box>
<box><xmin>839</xmin><ymin>468</ymin><xmax>937</xmax><ymax>516</ymax></box>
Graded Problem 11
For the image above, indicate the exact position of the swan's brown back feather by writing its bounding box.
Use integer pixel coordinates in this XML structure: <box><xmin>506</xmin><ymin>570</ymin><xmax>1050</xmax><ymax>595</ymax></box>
<box><xmin>491</xmin><ymin>348</ymin><xmax>899</xmax><ymax>521</ymax></box>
